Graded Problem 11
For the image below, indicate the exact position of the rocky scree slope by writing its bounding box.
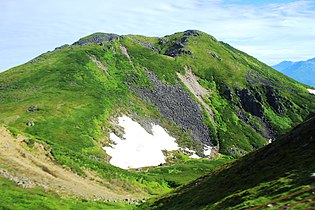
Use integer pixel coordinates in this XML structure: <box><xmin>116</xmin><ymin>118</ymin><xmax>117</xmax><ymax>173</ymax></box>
<box><xmin>146</xmin><ymin>113</ymin><xmax>315</xmax><ymax>209</ymax></box>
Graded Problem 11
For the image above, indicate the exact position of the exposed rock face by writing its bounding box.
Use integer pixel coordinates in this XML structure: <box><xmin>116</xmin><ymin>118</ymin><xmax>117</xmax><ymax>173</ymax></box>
<box><xmin>176</xmin><ymin>67</ymin><xmax>215</xmax><ymax>124</ymax></box>
<box><xmin>164</xmin><ymin>43</ymin><xmax>192</xmax><ymax>58</ymax></box>
<box><xmin>265</xmin><ymin>86</ymin><xmax>285</xmax><ymax>114</ymax></box>
<box><xmin>221</xmin><ymin>85</ymin><xmax>233</xmax><ymax>101</ymax></box>
<box><xmin>72</xmin><ymin>33</ymin><xmax>119</xmax><ymax>46</ymax></box>
<box><xmin>236</xmin><ymin>110</ymin><xmax>274</xmax><ymax>140</ymax></box>
<box><xmin>158</xmin><ymin>38</ymin><xmax>169</xmax><ymax>45</ymax></box>
<box><xmin>131</xmin><ymin>72</ymin><xmax>214</xmax><ymax>146</ymax></box>
<box><xmin>163</xmin><ymin>30</ymin><xmax>200</xmax><ymax>58</ymax></box>
<box><xmin>246</xmin><ymin>70</ymin><xmax>298</xmax><ymax>94</ymax></box>
<box><xmin>183</xmin><ymin>30</ymin><xmax>201</xmax><ymax>37</ymax></box>
<box><xmin>132</xmin><ymin>38</ymin><xmax>159</xmax><ymax>53</ymax></box>
<box><xmin>236</xmin><ymin>88</ymin><xmax>264</xmax><ymax>117</ymax></box>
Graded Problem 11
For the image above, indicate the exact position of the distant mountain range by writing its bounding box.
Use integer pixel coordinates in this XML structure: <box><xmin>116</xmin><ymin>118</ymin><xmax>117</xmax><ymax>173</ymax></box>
<box><xmin>273</xmin><ymin>57</ymin><xmax>315</xmax><ymax>87</ymax></box>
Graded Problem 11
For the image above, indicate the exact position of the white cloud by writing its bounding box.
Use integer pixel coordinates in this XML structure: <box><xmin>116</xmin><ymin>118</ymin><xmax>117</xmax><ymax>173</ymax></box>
<box><xmin>0</xmin><ymin>0</ymin><xmax>314</xmax><ymax>71</ymax></box>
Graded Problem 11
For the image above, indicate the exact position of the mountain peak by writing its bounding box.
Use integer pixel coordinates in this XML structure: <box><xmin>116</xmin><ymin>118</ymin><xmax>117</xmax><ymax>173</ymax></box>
<box><xmin>1</xmin><ymin>30</ymin><xmax>315</xmax><ymax>209</ymax></box>
<box><xmin>72</xmin><ymin>32</ymin><xmax>120</xmax><ymax>46</ymax></box>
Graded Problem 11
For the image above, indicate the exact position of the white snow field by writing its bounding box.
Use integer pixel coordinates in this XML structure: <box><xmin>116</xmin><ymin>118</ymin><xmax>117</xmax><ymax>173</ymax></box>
<box><xmin>307</xmin><ymin>89</ymin><xmax>315</xmax><ymax>95</ymax></box>
<box><xmin>103</xmin><ymin>116</ymin><xmax>179</xmax><ymax>169</ymax></box>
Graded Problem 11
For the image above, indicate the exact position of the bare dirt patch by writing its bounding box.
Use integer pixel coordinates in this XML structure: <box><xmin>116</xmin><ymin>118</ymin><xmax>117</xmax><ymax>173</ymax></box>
<box><xmin>0</xmin><ymin>126</ymin><xmax>144</xmax><ymax>201</ymax></box>
<box><xmin>89</xmin><ymin>55</ymin><xmax>108</xmax><ymax>74</ymax></box>
<box><xmin>177</xmin><ymin>67</ymin><xmax>215</xmax><ymax>123</ymax></box>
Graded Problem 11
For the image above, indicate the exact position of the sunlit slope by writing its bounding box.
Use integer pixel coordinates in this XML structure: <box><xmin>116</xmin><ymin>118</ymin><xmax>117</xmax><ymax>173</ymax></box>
<box><xmin>1</xmin><ymin>30</ymin><xmax>315</xmax><ymax>160</ymax></box>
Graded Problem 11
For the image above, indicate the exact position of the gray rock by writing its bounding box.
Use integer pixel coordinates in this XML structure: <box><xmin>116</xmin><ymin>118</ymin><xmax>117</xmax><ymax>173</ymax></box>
<box><xmin>27</xmin><ymin>105</ymin><xmax>39</xmax><ymax>112</ymax></box>
<box><xmin>236</xmin><ymin>110</ymin><xmax>274</xmax><ymax>140</ymax></box>
<box><xmin>210</xmin><ymin>52</ymin><xmax>222</xmax><ymax>61</ymax></box>
<box><xmin>158</xmin><ymin>38</ymin><xmax>169</xmax><ymax>45</ymax></box>
<box><xmin>236</xmin><ymin>88</ymin><xmax>264</xmax><ymax>117</ymax></box>
<box><xmin>183</xmin><ymin>30</ymin><xmax>201</xmax><ymax>37</ymax></box>
<box><xmin>132</xmin><ymin>38</ymin><xmax>159</xmax><ymax>53</ymax></box>
<box><xmin>163</xmin><ymin>31</ymin><xmax>198</xmax><ymax>58</ymax></box>
<box><xmin>221</xmin><ymin>85</ymin><xmax>233</xmax><ymax>100</ymax></box>
<box><xmin>72</xmin><ymin>33</ymin><xmax>119</xmax><ymax>46</ymax></box>
<box><xmin>26</xmin><ymin>121</ymin><xmax>35</xmax><ymax>126</ymax></box>
<box><xmin>265</xmin><ymin>86</ymin><xmax>286</xmax><ymax>114</ymax></box>
<box><xmin>131</xmin><ymin>72</ymin><xmax>214</xmax><ymax>146</ymax></box>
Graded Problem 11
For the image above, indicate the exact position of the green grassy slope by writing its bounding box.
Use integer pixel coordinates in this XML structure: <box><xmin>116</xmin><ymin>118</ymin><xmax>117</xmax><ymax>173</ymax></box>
<box><xmin>146</xmin><ymin>114</ymin><xmax>315</xmax><ymax>209</ymax></box>
<box><xmin>1</xmin><ymin>30</ymin><xmax>314</xmax><ymax>159</ymax></box>
<box><xmin>122</xmin><ymin>30</ymin><xmax>315</xmax><ymax>155</ymax></box>
<box><xmin>0</xmin><ymin>30</ymin><xmax>315</xmax><ymax>205</ymax></box>
<box><xmin>0</xmin><ymin>177</ymin><xmax>135</xmax><ymax>210</ymax></box>
<box><xmin>0</xmin><ymin>35</ymin><xmax>231</xmax><ymax>198</ymax></box>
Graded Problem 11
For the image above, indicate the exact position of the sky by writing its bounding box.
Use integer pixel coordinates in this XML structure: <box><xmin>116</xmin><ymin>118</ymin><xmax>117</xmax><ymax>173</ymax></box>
<box><xmin>1</xmin><ymin>0</ymin><xmax>315</xmax><ymax>72</ymax></box>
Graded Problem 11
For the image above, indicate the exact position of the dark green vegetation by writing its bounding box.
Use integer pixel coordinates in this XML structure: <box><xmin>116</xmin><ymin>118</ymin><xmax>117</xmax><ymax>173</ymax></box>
<box><xmin>145</xmin><ymin>155</ymin><xmax>233</xmax><ymax>187</ymax></box>
<box><xmin>145</xmin><ymin>114</ymin><xmax>315</xmax><ymax>209</ymax></box>
<box><xmin>0</xmin><ymin>30</ymin><xmax>315</xmax><ymax>208</ymax></box>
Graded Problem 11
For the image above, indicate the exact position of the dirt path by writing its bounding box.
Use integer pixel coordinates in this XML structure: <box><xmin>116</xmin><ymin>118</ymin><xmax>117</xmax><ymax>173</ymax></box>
<box><xmin>0</xmin><ymin>126</ymin><xmax>144</xmax><ymax>201</ymax></box>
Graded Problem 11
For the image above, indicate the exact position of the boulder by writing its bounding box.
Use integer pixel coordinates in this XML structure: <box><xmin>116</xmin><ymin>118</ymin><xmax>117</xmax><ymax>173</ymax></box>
<box><xmin>27</xmin><ymin>105</ymin><xmax>39</xmax><ymax>112</ymax></box>
<box><xmin>26</xmin><ymin>121</ymin><xmax>35</xmax><ymax>126</ymax></box>
<box><xmin>210</xmin><ymin>52</ymin><xmax>222</xmax><ymax>61</ymax></box>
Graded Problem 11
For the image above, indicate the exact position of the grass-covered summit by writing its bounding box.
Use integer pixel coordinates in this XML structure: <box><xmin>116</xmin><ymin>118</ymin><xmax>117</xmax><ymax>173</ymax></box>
<box><xmin>0</xmin><ymin>30</ymin><xmax>315</xmax><ymax>208</ymax></box>
<box><xmin>1</xmin><ymin>29</ymin><xmax>315</xmax><ymax>160</ymax></box>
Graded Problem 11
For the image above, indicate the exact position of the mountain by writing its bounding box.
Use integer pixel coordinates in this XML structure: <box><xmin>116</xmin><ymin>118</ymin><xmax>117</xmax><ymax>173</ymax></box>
<box><xmin>1</xmin><ymin>30</ymin><xmax>315</xmax><ymax>208</ymax></box>
<box><xmin>145</xmin><ymin>113</ymin><xmax>315</xmax><ymax>209</ymax></box>
<box><xmin>273</xmin><ymin>57</ymin><xmax>315</xmax><ymax>87</ymax></box>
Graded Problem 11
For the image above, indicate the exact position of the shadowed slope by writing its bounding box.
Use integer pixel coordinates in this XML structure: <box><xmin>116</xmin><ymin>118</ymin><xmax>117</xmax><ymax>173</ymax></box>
<box><xmin>147</xmin><ymin>114</ymin><xmax>315</xmax><ymax>209</ymax></box>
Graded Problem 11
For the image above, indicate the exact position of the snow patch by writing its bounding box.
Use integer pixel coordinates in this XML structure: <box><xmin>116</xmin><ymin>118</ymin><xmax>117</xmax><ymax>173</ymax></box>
<box><xmin>307</xmin><ymin>89</ymin><xmax>315</xmax><ymax>95</ymax></box>
<box><xmin>190</xmin><ymin>153</ymin><xmax>201</xmax><ymax>159</ymax></box>
<box><xmin>203</xmin><ymin>145</ymin><xmax>213</xmax><ymax>156</ymax></box>
<box><xmin>182</xmin><ymin>148</ymin><xmax>201</xmax><ymax>159</ymax></box>
<box><xmin>103</xmin><ymin>116</ymin><xmax>178</xmax><ymax>169</ymax></box>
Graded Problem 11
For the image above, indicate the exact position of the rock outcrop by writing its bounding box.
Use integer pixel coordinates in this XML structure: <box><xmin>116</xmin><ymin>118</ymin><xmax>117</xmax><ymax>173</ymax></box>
<box><xmin>131</xmin><ymin>72</ymin><xmax>214</xmax><ymax>146</ymax></box>
<box><xmin>265</xmin><ymin>86</ymin><xmax>286</xmax><ymax>114</ymax></box>
<box><xmin>163</xmin><ymin>30</ymin><xmax>200</xmax><ymax>58</ymax></box>
<box><xmin>132</xmin><ymin>38</ymin><xmax>159</xmax><ymax>53</ymax></box>
<box><xmin>236</xmin><ymin>88</ymin><xmax>264</xmax><ymax>117</ymax></box>
<box><xmin>72</xmin><ymin>33</ymin><xmax>119</xmax><ymax>46</ymax></box>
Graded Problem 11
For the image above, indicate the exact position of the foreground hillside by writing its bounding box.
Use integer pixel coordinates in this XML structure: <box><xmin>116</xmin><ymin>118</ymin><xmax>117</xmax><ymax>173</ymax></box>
<box><xmin>0</xmin><ymin>30</ymin><xmax>315</xmax><ymax>207</ymax></box>
<box><xmin>146</xmin><ymin>113</ymin><xmax>315</xmax><ymax>209</ymax></box>
<box><xmin>273</xmin><ymin>57</ymin><xmax>315</xmax><ymax>88</ymax></box>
